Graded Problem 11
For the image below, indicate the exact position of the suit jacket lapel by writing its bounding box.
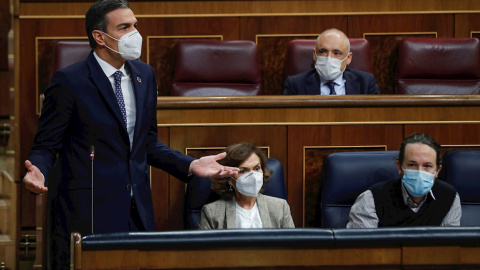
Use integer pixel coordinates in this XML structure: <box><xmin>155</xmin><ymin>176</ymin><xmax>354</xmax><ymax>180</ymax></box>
<box><xmin>305</xmin><ymin>70</ymin><xmax>321</xmax><ymax>95</ymax></box>
<box><xmin>87</xmin><ymin>52</ymin><xmax>128</xmax><ymax>134</ymax></box>
<box><xmin>344</xmin><ymin>69</ymin><xmax>360</xmax><ymax>95</ymax></box>
<box><xmin>126</xmin><ymin>61</ymin><xmax>146</xmax><ymax>149</ymax></box>
<box><xmin>257</xmin><ymin>194</ymin><xmax>273</xmax><ymax>228</ymax></box>
<box><xmin>226</xmin><ymin>199</ymin><xmax>236</xmax><ymax>229</ymax></box>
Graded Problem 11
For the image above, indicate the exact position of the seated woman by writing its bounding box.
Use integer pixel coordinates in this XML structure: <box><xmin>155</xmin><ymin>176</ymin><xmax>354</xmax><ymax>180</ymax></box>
<box><xmin>198</xmin><ymin>142</ymin><xmax>295</xmax><ymax>229</ymax></box>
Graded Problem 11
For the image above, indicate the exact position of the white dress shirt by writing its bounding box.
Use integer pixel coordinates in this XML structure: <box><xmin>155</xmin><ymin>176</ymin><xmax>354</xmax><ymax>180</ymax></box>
<box><xmin>236</xmin><ymin>202</ymin><xmax>263</xmax><ymax>229</ymax></box>
<box><xmin>93</xmin><ymin>52</ymin><xmax>136</xmax><ymax>148</ymax></box>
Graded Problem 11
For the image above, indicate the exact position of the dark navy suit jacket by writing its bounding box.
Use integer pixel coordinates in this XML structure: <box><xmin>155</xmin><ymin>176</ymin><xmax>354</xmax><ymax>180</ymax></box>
<box><xmin>284</xmin><ymin>68</ymin><xmax>380</xmax><ymax>95</ymax></box>
<box><xmin>28</xmin><ymin>52</ymin><xmax>194</xmax><ymax>236</ymax></box>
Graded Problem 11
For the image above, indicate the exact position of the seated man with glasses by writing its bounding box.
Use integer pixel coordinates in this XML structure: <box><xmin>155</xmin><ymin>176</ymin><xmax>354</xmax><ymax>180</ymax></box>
<box><xmin>347</xmin><ymin>133</ymin><xmax>461</xmax><ymax>228</ymax></box>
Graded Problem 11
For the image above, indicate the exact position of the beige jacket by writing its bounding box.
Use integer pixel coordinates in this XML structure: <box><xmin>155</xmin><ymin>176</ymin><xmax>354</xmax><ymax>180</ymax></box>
<box><xmin>198</xmin><ymin>193</ymin><xmax>295</xmax><ymax>229</ymax></box>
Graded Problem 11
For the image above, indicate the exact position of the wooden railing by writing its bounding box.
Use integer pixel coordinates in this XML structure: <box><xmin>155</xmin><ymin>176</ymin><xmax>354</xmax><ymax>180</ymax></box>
<box><xmin>0</xmin><ymin>170</ymin><xmax>16</xmax><ymax>269</ymax></box>
<box><xmin>71</xmin><ymin>228</ymin><xmax>480</xmax><ymax>269</ymax></box>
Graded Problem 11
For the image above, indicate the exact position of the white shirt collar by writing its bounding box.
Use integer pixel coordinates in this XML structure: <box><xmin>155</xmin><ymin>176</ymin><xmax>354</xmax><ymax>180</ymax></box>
<box><xmin>320</xmin><ymin>72</ymin><xmax>346</xmax><ymax>87</ymax></box>
<box><xmin>401</xmin><ymin>180</ymin><xmax>435</xmax><ymax>209</ymax></box>
<box><xmin>93</xmin><ymin>51</ymin><xmax>129</xmax><ymax>77</ymax></box>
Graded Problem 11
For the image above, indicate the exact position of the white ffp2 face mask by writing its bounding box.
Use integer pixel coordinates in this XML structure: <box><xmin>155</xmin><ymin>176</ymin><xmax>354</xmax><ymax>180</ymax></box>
<box><xmin>315</xmin><ymin>54</ymin><xmax>348</xmax><ymax>81</ymax></box>
<box><xmin>233</xmin><ymin>171</ymin><xmax>264</xmax><ymax>197</ymax></box>
<box><xmin>103</xmin><ymin>30</ymin><xmax>143</xmax><ymax>60</ymax></box>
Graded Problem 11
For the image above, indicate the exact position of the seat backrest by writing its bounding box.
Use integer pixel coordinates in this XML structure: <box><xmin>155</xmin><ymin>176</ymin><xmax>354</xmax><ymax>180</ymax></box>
<box><xmin>284</xmin><ymin>38</ymin><xmax>374</xmax><ymax>78</ymax></box>
<box><xmin>443</xmin><ymin>150</ymin><xmax>480</xmax><ymax>226</ymax></box>
<box><xmin>317</xmin><ymin>151</ymin><xmax>401</xmax><ymax>228</ymax></box>
<box><xmin>51</xmin><ymin>40</ymin><xmax>91</xmax><ymax>75</ymax></box>
<box><xmin>184</xmin><ymin>158</ymin><xmax>287</xmax><ymax>229</ymax></box>
<box><xmin>395</xmin><ymin>38</ymin><xmax>480</xmax><ymax>94</ymax></box>
<box><xmin>42</xmin><ymin>41</ymin><xmax>91</xmax><ymax>111</ymax></box>
<box><xmin>172</xmin><ymin>40</ymin><xmax>262</xmax><ymax>96</ymax></box>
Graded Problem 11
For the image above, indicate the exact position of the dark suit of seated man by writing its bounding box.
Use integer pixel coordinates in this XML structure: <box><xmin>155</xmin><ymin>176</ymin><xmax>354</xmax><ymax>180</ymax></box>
<box><xmin>284</xmin><ymin>28</ymin><xmax>379</xmax><ymax>95</ymax></box>
<box><xmin>347</xmin><ymin>133</ymin><xmax>462</xmax><ymax>228</ymax></box>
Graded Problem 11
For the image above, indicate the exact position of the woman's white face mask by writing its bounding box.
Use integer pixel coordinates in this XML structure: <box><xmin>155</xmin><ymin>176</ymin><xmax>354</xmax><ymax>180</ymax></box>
<box><xmin>231</xmin><ymin>171</ymin><xmax>263</xmax><ymax>197</ymax></box>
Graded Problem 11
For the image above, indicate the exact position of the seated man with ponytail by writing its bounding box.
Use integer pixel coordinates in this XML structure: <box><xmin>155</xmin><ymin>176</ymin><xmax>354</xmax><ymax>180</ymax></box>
<box><xmin>347</xmin><ymin>133</ymin><xmax>461</xmax><ymax>228</ymax></box>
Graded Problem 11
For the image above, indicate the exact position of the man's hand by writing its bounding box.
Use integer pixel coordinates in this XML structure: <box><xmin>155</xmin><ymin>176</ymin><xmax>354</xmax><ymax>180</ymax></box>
<box><xmin>189</xmin><ymin>152</ymin><xmax>239</xmax><ymax>178</ymax></box>
<box><xmin>23</xmin><ymin>160</ymin><xmax>48</xmax><ymax>194</ymax></box>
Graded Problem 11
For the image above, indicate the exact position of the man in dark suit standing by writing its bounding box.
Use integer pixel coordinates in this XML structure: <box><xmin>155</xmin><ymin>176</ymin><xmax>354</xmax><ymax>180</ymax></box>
<box><xmin>23</xmin><ymin>0</ymin><xmax>238</xmax><ymax>268</ymax></box>
<box><xmin>284</xmin><ymin>28</ymin><xmax>380</xmax><ymax>95</ymax></box>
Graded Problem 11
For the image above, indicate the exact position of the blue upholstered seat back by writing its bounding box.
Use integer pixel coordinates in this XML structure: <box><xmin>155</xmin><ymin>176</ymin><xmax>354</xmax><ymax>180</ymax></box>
<box><xmin>318</xmin><ymin>151</ymin><xmax>401</xmax><ymax>228</ymax></box>
<box><xmin>443</xmin><ymin>150</ymin><xmax>480</xmax><ymax>226</ymax></box>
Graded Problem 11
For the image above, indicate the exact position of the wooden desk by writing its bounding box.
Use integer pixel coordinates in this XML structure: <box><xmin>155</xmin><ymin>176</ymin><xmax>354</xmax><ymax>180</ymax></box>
<box><xmin>71</xmin><ymin>228</ymin><xmax>480</xmax><ymax>269</ymax></box>
<box><xmin>156</xmin><ymin>94</ymin><xmax>480</xmax><ymax>125</ymax></box>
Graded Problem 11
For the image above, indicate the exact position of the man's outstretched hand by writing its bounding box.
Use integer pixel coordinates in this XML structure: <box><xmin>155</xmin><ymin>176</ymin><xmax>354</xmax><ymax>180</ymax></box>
<box><xmin>189</xmin><ymin>152</ymin><xmax>239</xmax><ymax>178</ymax></box>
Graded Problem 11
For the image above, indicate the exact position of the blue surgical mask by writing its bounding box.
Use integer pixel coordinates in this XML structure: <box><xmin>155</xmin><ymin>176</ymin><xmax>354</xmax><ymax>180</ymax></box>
<box><xmin>401</xmin><ymin>167</ymin><xmax>435</xmax><ymax>197</ymax></box>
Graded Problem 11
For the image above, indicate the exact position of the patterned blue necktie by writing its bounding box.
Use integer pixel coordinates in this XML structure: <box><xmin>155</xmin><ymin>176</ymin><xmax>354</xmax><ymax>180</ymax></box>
<box><xmin>326</xmin><ymin>81</ymin><xmax>336</xmax><ymax>95</ymax></box>
<box><xmin>113</xmin><ymin>71</ymin><xmax>127</xmax><ymax>128</ymax></box>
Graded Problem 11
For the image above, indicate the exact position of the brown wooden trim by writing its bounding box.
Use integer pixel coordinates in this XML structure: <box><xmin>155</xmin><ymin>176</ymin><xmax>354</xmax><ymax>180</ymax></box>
<box><xmin>17</xmin><ymin>0</ymin><xmax>480</xmax><ymax>17</ymax></box>
<box><xmin>71</xmin><ymin>233</ymin><xmax>82</xmax><ymax>269</ymax></box>
<box><xmin>156</xmin><ymin>95</ymin><xmax>480</xmax><ymax>109</ymax></box>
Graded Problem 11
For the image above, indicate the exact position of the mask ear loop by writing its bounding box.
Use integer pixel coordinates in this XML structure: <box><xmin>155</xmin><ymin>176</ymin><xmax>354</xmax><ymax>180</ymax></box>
<box><xmin>101</xmin><ymin>32</ymin><xmax>123</xmax><ymax>55</ymax></box>
<box><xmin>102</xmin><ymin>31</ymin><xmax>120</xmax><ymax>41</ymax></box>
<box><xmin>339</xmin><ymin>53</ymin><xmax>350</xmax><ymax>73</ymax></box>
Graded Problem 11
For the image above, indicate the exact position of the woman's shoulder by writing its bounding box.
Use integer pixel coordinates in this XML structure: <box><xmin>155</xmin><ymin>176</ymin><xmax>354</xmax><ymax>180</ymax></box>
<box><xmin>202</xmin><ymin>198</ymin><xmax>231</xmax><ymax>211</ymax></box>
<box><xmin>258</xmin><ymin>194</ymin><xmax>287</xmax><ymax>204</ymax></box>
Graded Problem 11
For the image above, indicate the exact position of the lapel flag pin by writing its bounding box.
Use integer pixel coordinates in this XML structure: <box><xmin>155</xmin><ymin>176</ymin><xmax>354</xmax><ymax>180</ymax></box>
<box><xmin>137</xmin><ymin>77</ymin><xmax>141</xmax><ymax>83</ymax></box>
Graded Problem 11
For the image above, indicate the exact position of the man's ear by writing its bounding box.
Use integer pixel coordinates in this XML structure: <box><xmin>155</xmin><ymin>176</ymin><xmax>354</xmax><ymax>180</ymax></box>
<box><xmin>312</xmin><ymin>49</ymin><xmax>317</xmax><ymax>62</ymax></box>
<box><xmin>396</xmin><ymin>160</ymin><xmax>403</xmax><ymax>175</ymax></box>
<box><xmin>92</xmin><ymin>30</ymin><xmax>106</xmax><ymax>47</ymax></box>
<box><xmin>346</xmin><ymin>51</ymin><xmax>353</xmax><ymax>65</ymax></box>
<box><xmin>435</xmin><ymin>164</ymin><xmax>443</xmax><ymax>179</ymax></box>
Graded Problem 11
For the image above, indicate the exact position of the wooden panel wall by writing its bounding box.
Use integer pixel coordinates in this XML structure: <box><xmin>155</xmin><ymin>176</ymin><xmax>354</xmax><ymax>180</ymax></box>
<box><xmin>0</xmin><ymin>0</ymin><xmax>8</xmax><ymax>71</ymax></box>
<box><xmin>0</xmin><ymin>0</ymin><xmax>10</xmax><ymax>117</ymax></box>
<box><xmin>456</xmin><ymin>14</ymin><xmax>480</xmax><ymax>38</ymax></box>
<box><xmin>14</xmin><ymin>1</ymin><xmax>480</xmax><ymax>231</ymax></box>
<box><xmin>17</xmin><ymin>0</ymin><xmax>480</xmax><ymax>16</ymax></box>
